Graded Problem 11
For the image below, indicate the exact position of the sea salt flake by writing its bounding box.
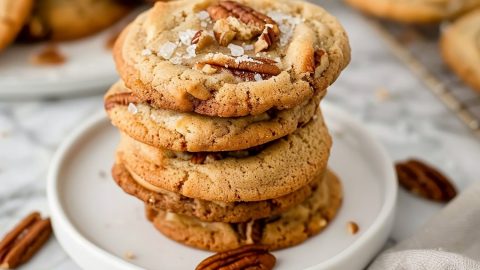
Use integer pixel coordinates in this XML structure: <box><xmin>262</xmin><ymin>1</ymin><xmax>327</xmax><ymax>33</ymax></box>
<box><xmin>254</xmin><ymin>74</ymin><xmax>263</xmax><ymax>81</ymax></box>
<box><xmin>228</xmin><ymin>43</ymin><xmax>244</xmax><ymax>56</ymax></box>
<box><xmin>141</xmin><ymin>48</ymin><xmax>152</xmax><ymax>56</ymax></box>
<box><xmin>128</xmin><ymin>103</ymin><xmax>138</xmax><ymax>114</ymax></box>
<box><xmin>196</xmin><ymin>11</ymin><xmax>210</xmax><ymax>20</ymax></box>
<box><xmin>243</xmin><ymin>44</ymin><xmax>254</xmax><ymax>51</ymax></box>
<box><xmin>185</xmin><ymin>44</ymin><xmax>197</xmax><ymax>58</ymax></box>
<box><xmin>170</xmin><ymin>56</ymin><xmax>182</xmax><ymax>65</ymax></box>
<box><xmin>158</xmin><ymin>42</ymin><xmax>177</xmax><ymax>59</ymax></box>
<box><xmin>178</xmin><ymin>29</ymin><xmax>198</xmax><ymax>45</ymax></box>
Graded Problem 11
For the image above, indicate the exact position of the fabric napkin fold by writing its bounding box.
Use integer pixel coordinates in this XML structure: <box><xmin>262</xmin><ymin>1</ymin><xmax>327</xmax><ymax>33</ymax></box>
<box><xmin>369</xmin><ymin>181</ymin><xmax>480</xmax><ymax>270</ymax></box>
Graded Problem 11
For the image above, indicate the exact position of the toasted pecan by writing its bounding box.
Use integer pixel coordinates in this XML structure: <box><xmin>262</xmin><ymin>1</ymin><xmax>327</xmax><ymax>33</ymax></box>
<box><xmin>195</xmin><ymin>244</ymin><xmax>276</xmax><ymax>270</ymax></box>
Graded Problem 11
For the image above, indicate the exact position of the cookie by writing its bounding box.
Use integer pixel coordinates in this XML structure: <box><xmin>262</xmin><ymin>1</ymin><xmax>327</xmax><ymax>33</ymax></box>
<box><xmin>441</xmin><ymin>9</ymin><xmax>480</xmax><ymax>93</ymax></box>
<box><xmin>345</xmin><ymin>0</ymin><xmax>451</xmax><ymax>23</ymax></box>
<box><xmin>105</xmin><ymin>80</ymin><xmax>321</xmax><ymax>152</ymax></box>
<box><xmin>114</xmin><ymin>0</ymin><xmax>350</xmax><ymax>117</ymax></box>
<box><xmin>0</xmin><ymin>0</ymin><xmax>33</xmax><ymax>52</ymax></box>
<box><xmin>19</xmin><ymin>0</ymin><xmax>135</xmax><ymax>42</ymax></box>
<box><xmin>146</xmin><ymin>169</ymin><xmax>343</xmax><ymax>252</ymax></box>
<box><xmin>112</xmin><ymin>161</ymin><xmax>325</xmax><ymax>222</ymax></box>
<box><xmin>116</xmin><ymin>110</ymin><xmax>332</xmax><ymax>202</ymax></box>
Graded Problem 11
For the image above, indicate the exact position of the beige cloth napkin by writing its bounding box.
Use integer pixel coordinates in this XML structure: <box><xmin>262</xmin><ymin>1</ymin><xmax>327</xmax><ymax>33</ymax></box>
<box><xmin>369</xmin><ymin>181</ymin><xmax>480</xmax><ymax>270</ymax></box>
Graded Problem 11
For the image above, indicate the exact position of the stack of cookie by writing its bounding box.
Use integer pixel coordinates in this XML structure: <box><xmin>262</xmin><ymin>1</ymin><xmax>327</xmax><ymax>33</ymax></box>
<box><xmin>105</xmin><ymin>0</ymin><xmax>350</xmax><ymax>251</ymax></box>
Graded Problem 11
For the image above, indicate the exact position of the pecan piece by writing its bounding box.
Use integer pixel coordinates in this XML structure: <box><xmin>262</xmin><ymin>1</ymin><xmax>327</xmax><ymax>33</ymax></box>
<box><xmin>395</xmin><ymin>159</ymin><xmax>457</xmax><ymax>202</ymax></box>
<box><xmin>191</xmin><ymin>30</ymin><xmax>214</xmax><ymax>50</ymax></box>
<box><xmin>196</xmin><ymin>54</ymin><xmax>280</xmax><ymax>81</ymax></box>
<box><xmin>207</xmin><ymin>1</ymin><xmax>279</xmax><ymax>52</ymax></box>
<box><xmin>104</xmin><ymin>92</ymin><xmax>140</xmax><ymax>110</ymax></box>
<box><xmin>196</xmin><ymin>245</ymin><xmax>276</xmax><ymax>270</ymax></box>
<box><xmin>0</xmin><ymin>212</ymin><xmax>52</xmax><ymax>269</ymax></box>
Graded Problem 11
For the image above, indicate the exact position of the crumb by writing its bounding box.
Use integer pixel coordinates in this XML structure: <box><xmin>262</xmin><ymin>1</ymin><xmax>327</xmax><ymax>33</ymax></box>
<box><xmin>148</xmin><ymin>196</ymin><xmax>156</xmax><ymax>203</ymax></box>
<box><xmin>347</xmin><ymin>221</ymin><xmax>359</xmax><ymax>235</ymax></box>
<box><xmin>375</xmin><ymin>87</ymin><xmax>391</xmax><ymax>102</ymax></box>
<box><xmin>98</xmin><ymin>170</ymin><xmax>106</xmax><ymax>179</ymax></box>
<box><xmin>31</xmin><ymin>44</ymin><xmax>66</xmax><ymax>66</ymax></box>
<box><xmin>106</xmin><ymin>31</ymin><xmax>121</xmax><ymax>49</ymax></box>
<box><xmin>124</xmin><ymin>251</ymin><xmax>136</xmax><ymax>260</ymax></box>
<box><xmin>0</xmin><ymin>131</ymin><xmax>10</xmax><ymax>138</ymax></box>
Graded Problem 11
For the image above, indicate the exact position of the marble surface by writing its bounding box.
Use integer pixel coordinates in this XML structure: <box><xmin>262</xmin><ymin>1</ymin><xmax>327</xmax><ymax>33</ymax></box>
<box><xmin>1</xmin><ymin>1</ymin><xmax>480</xmax><ymax>270</ymax></box>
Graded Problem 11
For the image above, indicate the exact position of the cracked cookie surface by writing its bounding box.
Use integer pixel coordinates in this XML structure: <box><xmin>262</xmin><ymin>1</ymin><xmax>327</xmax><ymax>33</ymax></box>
<box><xmin>115</xmin><ymin>110</ymin><xmax>331</xmax><ymax>202</ymax></box>
<box><xmin>114</xmin><ymin>0</ymin><xmax>350</xmax><ymax>117</ymax></box>
<box><xmin>145</xmin><ymin>169</ymin><xmax>343</xmax><ymax>252</ymax></box>
<box><xmin>441</xmin><ymin>9</ymin><xmax>480</xmax><ymax>93</ymax></box>
<box><xmin>112</xmin><ymin>161</ymin><xmax>325</xmax><ymax>222</ymax></box>
<box><xmin>105</xmin><ymin>80</ymin><xmax>321</xmax><ymax>152</ymax></box>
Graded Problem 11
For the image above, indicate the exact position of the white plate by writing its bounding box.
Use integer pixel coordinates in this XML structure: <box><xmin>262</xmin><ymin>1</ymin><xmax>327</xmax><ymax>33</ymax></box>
<box><xmin>0</xmin><ymin>15</ymin><xmax>137</xmax><ymax>99</ymax></box>
<box><xmin>47</xmin><ymin>103</ymin><xmax>397</xmax><ymax>270</ymax></box>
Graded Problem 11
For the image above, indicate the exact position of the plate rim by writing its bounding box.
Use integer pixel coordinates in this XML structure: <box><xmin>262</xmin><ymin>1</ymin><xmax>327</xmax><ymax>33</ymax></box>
<box><xmin>47</xmin><ymin>103</ymin><xmax>397</xmax><ymax>270</ymax></box>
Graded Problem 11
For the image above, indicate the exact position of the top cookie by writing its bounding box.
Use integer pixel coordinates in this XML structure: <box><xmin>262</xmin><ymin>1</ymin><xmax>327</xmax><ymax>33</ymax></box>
<box><xmin>114</xmin><ymin>0</ymin><xmax>350</xmax><ymax>117</ymax></box>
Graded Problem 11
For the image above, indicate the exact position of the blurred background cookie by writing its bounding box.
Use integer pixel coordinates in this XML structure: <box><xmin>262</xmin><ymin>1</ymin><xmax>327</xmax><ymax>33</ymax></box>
<box><xmin>19</xmin><ymin>0</ymin><xmax>137</xmax><ymax>42</ymax></box>
<box><xmin>441</xmin><ymin>8</ymin><xmax>480</xmax><ymax>93</ymax></box>
<box><xmin>345</xmin><ymin>0</ymin><xmax>480</xmax><ymax>23</ymax></box>
<box><xmin>0</xmin><ymin>0</ymin><xmax>33</xmax><ymax>52</ymax></box>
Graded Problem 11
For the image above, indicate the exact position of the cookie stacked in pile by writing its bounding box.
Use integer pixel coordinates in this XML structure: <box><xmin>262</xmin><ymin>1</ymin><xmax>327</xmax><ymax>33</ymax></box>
<box><xmin>105</xmin><ymin>0</ymin><xmax>350</xmax><ymax>251</ymax></box>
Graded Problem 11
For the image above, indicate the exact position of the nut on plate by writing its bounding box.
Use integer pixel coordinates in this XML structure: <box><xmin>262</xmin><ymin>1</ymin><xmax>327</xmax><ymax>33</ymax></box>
<box><xmin>0</xmin><ymin>212</ymin><xmax>52</xmax><ymax>269</ymax></box>
<box><xmin>395</xmin><ymin>159</ymin><xmax>457</xmax><ymax>202</ymax></box>
<box><xmin>196</xmin><ymin>244</ymin><xmax>276</xmax><ymax>270</ymax></box>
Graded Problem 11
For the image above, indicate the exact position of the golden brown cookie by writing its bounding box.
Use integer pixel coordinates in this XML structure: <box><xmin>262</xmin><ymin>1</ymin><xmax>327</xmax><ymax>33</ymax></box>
<box><xmin>441</xmin><ymin>9</ymin><xmax>480</xmax><ymax>93</ymax></box>
<box><xmin>114</xmin><ymin>0</ymin><xmax>350</xmax><ymax>117</ymax></box>
<box><xmin>112</xmin><ymin>161</ymin><xmax>325</xmax><ymax>222</ymax></box>
<box><xmin>146</xmin><ymin>169</ymin><xmax>343</xmax><ymax>252</ymax></box>
<box><xmin>105</xmin><ymin>80</ymin><xmax>321</xmax><ymax>152</ymax></box>
<box><xmin>0</xmin><ymin>0</ymin><xmax>33</xmax><ymax>52</ymax></box>
<box><xmin>116</xmin><ymin>110</ymin><xmax>332</xmax><ymax>202</ymax></box>
<box><xmin>345</xmin><ymin>0</ymin><xmax>478</xmax><ymax>23</ymax></box>
<box><xmin>20</xmin><ymin>0</ymin><xmax>135</xmax><ymax>42</ymax></box>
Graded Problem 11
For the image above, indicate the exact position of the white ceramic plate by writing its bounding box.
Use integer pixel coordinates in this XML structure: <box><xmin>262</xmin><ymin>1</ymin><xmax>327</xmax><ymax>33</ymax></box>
<box><xmin>47</xmin><ymin>103</ymin><xmax>397</xmax><ymax>270</ymax></box>
<box><xmin>0</xmin><ymin>14</ymin><xmax>138</xmax><ymax>99</ymax></box>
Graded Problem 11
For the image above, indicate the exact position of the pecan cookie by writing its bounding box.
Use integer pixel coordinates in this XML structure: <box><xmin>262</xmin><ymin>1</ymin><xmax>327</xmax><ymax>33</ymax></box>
<box><xmin>345</xmin><ymin>0</ymin><xmax>479</xmax><ymax>23</ymax></box>
<box><xmin>441</xmin><ymin>9</ymin><xmax>480</xmax><ymax>93</ymax></box>
<box><xmin>0</xmin><ymin>0</ymin><xmax>33</xmax><ymax>52</ymax></box>
<box><xmin>145</xmin><ymin>169</ymin><xmax>343</xmax><ymax>252</ymax></box>
<box><xmin>105</xmin><ymin>80</ymin><xmax>321</xmax><ymax>152</ymax></box>
<box><xmin>112</xmin><ymin>161</ymin><xmax>325</xmax><ymax>222</ymax></box>
<box><xmin>116</xmin><ymin>110</ymin><xmax>331</xmax><ymax>202</ymax></box>
<box><xmin>114</xmin><ymin>0</ymin><xmax>350</xmax><ymax>117</ymax></box>
<box><xmin>19</xmin><ymin>0</ymin><xmax>135</xmax><ymax>42</ymax></box>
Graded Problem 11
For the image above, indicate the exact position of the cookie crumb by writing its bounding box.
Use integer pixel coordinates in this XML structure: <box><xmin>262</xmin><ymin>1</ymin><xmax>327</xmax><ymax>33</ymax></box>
<box><xmin>124</xmin><ymin>251</ymin><xmax>136</xmax><ymax>260</ymax></box>
<box><xmin>375</xmin><ymin>87</ymin><xmax>391</xmax><ymax>102</ymax></box>
<box><xmin>347</xmin><ymin>221</ymin><xmax>359</xmax><ymax>235</ymax></box>
<box><xmin>148</xmin><ymin>196</ymin><xmax>156</xmax><ymax>203</ymax></box>
<box><xmin>31</xmin><ymin>44</ymin><xmax>66</xmax><ymax>66</ymax></box>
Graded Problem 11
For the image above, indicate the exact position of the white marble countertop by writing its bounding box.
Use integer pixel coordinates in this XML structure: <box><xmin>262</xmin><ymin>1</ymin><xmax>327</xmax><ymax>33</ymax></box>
<box><xmin>1</xmin><ymin>2</ymin><xmax>480</xmax><ymax>270</ymax></box>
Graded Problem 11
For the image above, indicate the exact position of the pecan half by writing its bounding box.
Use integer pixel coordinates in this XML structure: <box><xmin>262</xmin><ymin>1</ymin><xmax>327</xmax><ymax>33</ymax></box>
<box><xmin>207</xmin><ymin>1</ymin><xmax>279</xmax><ymax>52</ymax></box>
<box><xmin>104</xmin><ymin>92</ymin><xmax>140</xmax><ymax>110</ymax></box>
<box><xmin>0</xmin><ymin>212</ymin><xmax>52</xmax><ymax>269</ymax></box>
<box><xmin>196</xmin><ymin>54</ymin><xmax>280</xmax><ymax>81</ymax></box>
<box><xmin>395</xmin><ymin>159</ymin><xmax>457</xmax><ymax>202</ymax></box>
<box><xmin>196</xmin><ymin>245</ymin><xmax>276</xmax><ymax>270</ymax></box>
